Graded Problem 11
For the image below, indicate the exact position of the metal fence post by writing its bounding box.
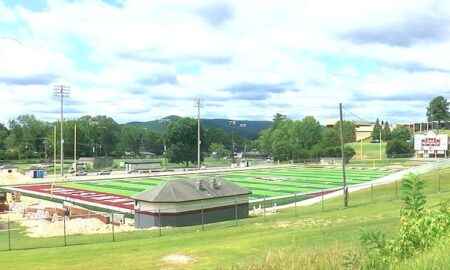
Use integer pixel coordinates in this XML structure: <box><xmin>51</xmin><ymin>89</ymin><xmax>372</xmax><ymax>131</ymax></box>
<box><xmin>7</xmin><ymin>213</ymin><xmax>11</xmax><ymax>251</ymax></box>
<box><xmin>371</xmin><ymin>184</ymin><xmax>374</xmax><ymax>203</ymax></box>
<box><xmin>201</xmin><ymin>200</ymin><xmax>205</xmax><ymax>231</ymax></box>
<box><xmin>395</xmin><ymin>180</ymin><xmax>398</xmax><ymax>199</ymax></box>
<box><xmin>294</xmin><ymin>193</ymin><xmax>297</xmax><ymax>217</ymax></box>
<box><xmin>321</xmin><ymin>190</ymin><xmax>324</xmax><ymax>212</ymax></box>
<box><xmin>63</xmin><ymin>216</ymin><xmax>67</xmax><ymax>246</ymax></box>
<box><xmin>235</xmin><ymin>197</ymin><xmax>238</xmax><ymax>226</ymax></box>
<box><xmin>263</xmin><ymin>196</ymin><xmax>266</xmax><ymax>222</ymax></box>
<box><xmin>439</xmin><ymin>174</ymin><xmax>441</xmax><ymax>193</ymax></box>
<box><xmin>111</xmin><ymin>212</ymin><xmax>115</xmax><ymax>242</ymax></box>
<box><xmin>158</xmin><ymin>208</ymin><xmax>162</xmax><ymax>237</ymax></box>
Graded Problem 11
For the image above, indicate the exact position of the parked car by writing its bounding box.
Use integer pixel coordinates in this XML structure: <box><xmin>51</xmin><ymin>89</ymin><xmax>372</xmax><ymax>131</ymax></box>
<box><xmin>75</xmin><ymin>171</ymin><xmax>88</xmax><ymax>176</ymax></box>
<box><xmin>97</xmin><ymin>170</ymin><xmax>111</xmax><ymax>175</ymax></box>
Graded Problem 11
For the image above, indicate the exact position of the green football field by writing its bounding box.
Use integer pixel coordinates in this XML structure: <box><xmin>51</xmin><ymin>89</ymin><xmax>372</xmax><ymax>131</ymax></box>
<box><xmin>60</xmin><ymin>166</ymin><xmax>392</xmax><ymax>200</ymax></box>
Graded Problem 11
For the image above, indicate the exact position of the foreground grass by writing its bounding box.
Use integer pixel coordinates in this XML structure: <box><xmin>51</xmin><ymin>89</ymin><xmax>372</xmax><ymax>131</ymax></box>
<box><xmin>0</xmin><ymin>169</ymin><xmax>449</xmax><ymax>269</ymax></box>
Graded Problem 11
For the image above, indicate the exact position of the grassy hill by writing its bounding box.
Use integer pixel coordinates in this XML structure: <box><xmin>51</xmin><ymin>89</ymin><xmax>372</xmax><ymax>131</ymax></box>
<box><xmin>347</xmin><ymin>141</ymin><xmax>387</xmax><ymax>160</ymax></box>
<box><xmin>1</xmin><ymin>169</ymin><xmax>450</xmax><ymax>269</ymax></box>
<box><xmin>124</xmin><ymin>115</ymin><xmax>272</xmax><ymax>140</ymax></box>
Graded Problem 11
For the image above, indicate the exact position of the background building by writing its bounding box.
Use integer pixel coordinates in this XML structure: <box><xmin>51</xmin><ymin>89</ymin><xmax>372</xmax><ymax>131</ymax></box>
<box><xmin>125</xmin><ymin>161</ymin><xmax>161</xmax><ymax>173</ymax></box>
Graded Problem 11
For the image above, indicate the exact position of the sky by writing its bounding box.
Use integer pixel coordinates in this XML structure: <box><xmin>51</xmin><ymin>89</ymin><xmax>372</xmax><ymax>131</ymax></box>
<box><xmin>1</xmin><ymin>0</ymin><xmax>450</xmax><ymax>125</ymax></box>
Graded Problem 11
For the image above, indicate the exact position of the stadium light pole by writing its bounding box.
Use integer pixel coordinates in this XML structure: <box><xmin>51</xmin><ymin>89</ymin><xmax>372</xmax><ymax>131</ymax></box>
<box><xmin>159</xmin><ymin>118</ymin><xmax>171</xmax><ymax>170</ymax></box>
<box><xmin>194</xmin><ymin>98</ymin><xmax>204</xmax><ymax>170</ymax></box>
<box><xmin>74</xmin><ymin>124</ymin><xmax>77</xmax><ymax>175</ymax></box>
<box><xmin>229</xmin><ymin>120</ymin><xmax>236</xmax><ymax>164</ymax></box>
<box><xmin>53</xmin><ymin>124</ymin><xmax>57</xmax><ymax>177</ymax></box>
<box><xmin>54</xmin><ymin>85</ymin><xmax>70</xmax><ymax>176</ymax></box>
<box><xmin>339</xmin><ymin>103</ymin><xmax>348</xmax><ymax>207</ymax></box>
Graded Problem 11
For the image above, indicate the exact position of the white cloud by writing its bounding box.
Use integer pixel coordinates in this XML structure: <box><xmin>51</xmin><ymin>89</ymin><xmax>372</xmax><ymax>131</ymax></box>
<box><xmin>0</xmin><ymin>0</ymin><xmax>450</xmax><ymax>126</ymax></box>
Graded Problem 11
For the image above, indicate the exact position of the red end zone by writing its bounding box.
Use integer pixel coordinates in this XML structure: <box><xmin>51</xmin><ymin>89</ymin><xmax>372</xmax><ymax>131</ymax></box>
<box><xmin>16</xmin><ymin>185</ymin><xmax>134</xmax><ymax>212</ymax></box>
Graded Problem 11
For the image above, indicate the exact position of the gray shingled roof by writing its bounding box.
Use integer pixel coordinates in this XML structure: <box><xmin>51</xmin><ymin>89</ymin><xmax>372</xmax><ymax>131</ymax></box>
<box><xmin>131</xmin><ymin>177</ymin><xmax>251</xmax><ymax>203</ymax></box>
<box><xmin>0</xmin><ymin>164</ymin><xmax>17</xmax><ymax>169</ymax></box>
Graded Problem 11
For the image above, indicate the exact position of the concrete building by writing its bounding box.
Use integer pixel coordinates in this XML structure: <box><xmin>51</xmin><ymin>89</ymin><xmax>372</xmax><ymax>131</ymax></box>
<box><xmin>125</xmin><ymin>161</ymin><xmax>161</xmax><ymax>173</ymax></box>
<box><xmin>79</xmin><ymin>157</ymin><xmax>113</xmax><ymax>169</ymax></box>
<box><xmin>325</xmin><ymin>120</ymin><xmax>374</xmax><ymax>141</ymax></box>
<box><xmin>0</xmin><ymin>164</ymin><xmax>17</xmax><ymax>174</ymax></box>
<box><xmin>132</xmin><ymin>177</ymin><xmax>251</xmax><ymax>228</ymax></box>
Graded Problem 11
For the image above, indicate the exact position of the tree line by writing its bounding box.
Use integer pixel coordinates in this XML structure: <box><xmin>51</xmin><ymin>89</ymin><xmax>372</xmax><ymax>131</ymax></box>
<box><xmin>0</xmin><ymin>114</ymin><xmax>250</xmax><ymax>163</ymax></box>
<box><xmin>258</xmin><ymin>113</ymin><xmax>356</xmax><ymax>161</ymax></box>
<box><xmin>0</xmin><ymin>96</ymin><xmax>446</xmax><ymax>164</ymax></box>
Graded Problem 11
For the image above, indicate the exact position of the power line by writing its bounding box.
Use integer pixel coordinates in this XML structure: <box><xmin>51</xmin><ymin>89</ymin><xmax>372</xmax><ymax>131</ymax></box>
<box><xmin>342</xmin><ymin>106</ymin><xmax>372</xmax><ymax>123</ymax></box>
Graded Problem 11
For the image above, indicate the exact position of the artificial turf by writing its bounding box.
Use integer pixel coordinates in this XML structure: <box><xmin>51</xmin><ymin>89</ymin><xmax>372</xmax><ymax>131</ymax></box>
<box><xmin>60</xmin><ymin>167</ymin><xmax>392</xmax><ymax>200</ymax></box>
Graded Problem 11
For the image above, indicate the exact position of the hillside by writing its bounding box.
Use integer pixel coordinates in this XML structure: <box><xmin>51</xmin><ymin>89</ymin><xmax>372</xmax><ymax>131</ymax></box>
<box><xmin>124</xmin><ymin>115</ymin><xmax>272</xmax><ymax>140</ymax></box>
<box><xmin>2</xmin><ymin>169</ymin><xmax>449</xmax><ymax>269</ymax></box>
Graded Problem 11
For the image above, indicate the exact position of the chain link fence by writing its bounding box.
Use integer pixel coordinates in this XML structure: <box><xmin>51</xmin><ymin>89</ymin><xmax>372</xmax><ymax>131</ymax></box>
<box><xmin>1</xmin><ymin>160</ymin><xmax>450</xmax><ymax>252</ymax></box>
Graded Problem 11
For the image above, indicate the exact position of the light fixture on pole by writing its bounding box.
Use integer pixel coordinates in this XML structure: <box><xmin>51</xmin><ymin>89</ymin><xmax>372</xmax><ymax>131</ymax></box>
<box><xmin>229</xmin><ymin>120</ymin><xmax>236</xmax><ymax>163</ymax></box>
<box><xmin>54</xmin><ymin>85</ymin><xmax>70</xmax><ymax>176</ymax></box>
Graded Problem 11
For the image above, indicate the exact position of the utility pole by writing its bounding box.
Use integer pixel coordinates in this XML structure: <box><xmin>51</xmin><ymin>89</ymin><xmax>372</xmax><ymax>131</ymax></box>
<box><xmin>339</xmin><ymin>103</ymin><xmax>348</xmax><ymax>207</ymax></box>
<box><xmin>379</xmin><ymin>130</ymin><xmax>382</xmax><ymax>160</ymax></box>
<box><xmin>194</xmin><ymin>98</ymin><xmax>204</xmax><ymax>170</ymax></box>
<box><xmin>74</xmin><ymin>125</ymin><xmax>77</xmax><ymax>174</ymax></box>
<box><xmin>360</xmin><ymin>138</ymin><xmax>363</xmax><ymax>160</ymax></box>
<box><xmin>53</xmin><ymin>124</ymin><xmax>57</xmax><ymax>177</ymax></box>
<box><xmin>54</xmin><ymin>85</ymin><xmax>70</xmax><ymax>176</ymax></box>
<box><xmin>229</xmin><ymin>120</ymin><xmax>236</xmax><ymax>164</ymax></box>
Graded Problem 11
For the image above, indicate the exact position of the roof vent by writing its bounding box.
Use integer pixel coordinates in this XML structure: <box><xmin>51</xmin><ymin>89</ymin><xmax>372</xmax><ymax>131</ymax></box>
<box><xmin>209</xmin><ymin>178</ymin><xmax>220</xmax><ymax>189</ymax></box>
<box><xmin>196</xmin><ymin>179</ymin><xmax>205</xmax><ymax>191</ymax></box>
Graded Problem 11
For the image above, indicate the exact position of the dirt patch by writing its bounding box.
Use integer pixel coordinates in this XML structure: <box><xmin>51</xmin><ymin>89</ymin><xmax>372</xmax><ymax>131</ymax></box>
<box><xmin>162</xmin><ymin>254</ymin><xmax>193</xmax><ymax>265</ymax></box>
<box><xmin>0</xmin><ymin>197</ymin><xmax>170</xmax><ymax>237</ymax></box>
<box><xmin>274</xmin><ymin>218</ymin><xmax>337</xmax><ymax>229</ymax></box>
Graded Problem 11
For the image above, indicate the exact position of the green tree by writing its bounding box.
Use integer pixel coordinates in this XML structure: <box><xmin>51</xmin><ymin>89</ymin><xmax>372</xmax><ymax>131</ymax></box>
<box><xmin>322</xmin><ymin>146</ymin><xmax>355</xmax><ymax>161</ymax></box>
<box><xmin>272</xmin><ymin>113</ymin><xmax>288</xmax><ymax>128</ymax></box>
<box><xmin>257</xmin><ymin>114</ymin><xmax>289</xmax><ymax>157</ymax></box>
<box><xmin>3</xmin><ymin>115</ymin><xmax>50</xmax><ymax>159</ymax></box>
<box><xmin>386</xmin><ymin>126</ymin><xmax>413</xmax><ymax>158</ymax></box>
<box><xmin>371</xmin><ymin>118</ymin><xmax>382</xmax><ymax>141</ymax></box>
<box><xmin>140</xmin><ymin>129</ymin><xmax>164</xmax><ymax>155</ymax></box>
<box><xmin>0</xmin><ymin>123</ymin><xmax>9</xmax><ymax>151</ymax></box>
<box><xmin>271</xmin><ymin>124</ymin><xmax>292</xmax><ymax>161</ymax></box>
<box><xmin>334</xmin><ymin>121</ymin><xmax>356</xmax><ymax>143</ymax></box>
<box><xmin>164</xmin><ymin>117</ymin><xmax>206</xmax><ymax>166</ymax></box>
<box><xmin>321</xmin><ymin>128</ymin><xmax>340</xmax><ymax>148</ymax></box>
<box><xmin>291</xmin><ymin>116</ymin><xmax>322</xmax><ymax>150</ymax></box>
<box><xmin>382</xmin><ymin>121</ymin><xmax>391</xmax><ymax>141</ymax></box>
<box><xmin>426</xmin><ymin>96</ymin><xmax>449</xmax><ymax>128</ymax></box>
<box><xmin>209</xmin><ymin>143</ymin><xmax>228</xmax><ymax>159</ymax></box>
<box><xmin>391</xmin><ymin>126</ymin><xmax>412</xmax><ymax>142</ymax></box>
<box><xmin>118</xmin><ymin>125</ymin><xmax>144</xmax><ymax>157</ymax></box>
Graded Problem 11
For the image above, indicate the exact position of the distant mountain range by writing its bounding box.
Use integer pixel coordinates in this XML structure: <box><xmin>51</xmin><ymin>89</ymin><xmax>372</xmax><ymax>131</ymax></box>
<box><xmin>124</xmin><ymin>115</ymin><xmax>272</xmax><ymax>140</ymax></box>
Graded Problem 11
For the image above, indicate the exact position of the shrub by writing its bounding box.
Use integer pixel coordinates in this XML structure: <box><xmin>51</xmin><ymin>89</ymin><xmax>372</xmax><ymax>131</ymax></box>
<box><xmin>353</xmin><ymin>174</ymin><xmax>450</xmax><ymax>268</ymax></box>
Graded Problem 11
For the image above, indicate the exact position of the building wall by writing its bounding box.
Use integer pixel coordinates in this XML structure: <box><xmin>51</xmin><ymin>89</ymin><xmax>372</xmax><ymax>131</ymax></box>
<box><xmin>135</xmin><ymin>195</ymin><xmax>249</xmax><ymax>213</ymax></box>
<box><xmin>135</xmin><ymin>203</ymin><xmax>249</xmax><ymax>228</ymax></box>
<box><xmin>126</xmin><ymin>162</ymin><xmax>161</xmax><ymax>173</ymax></box>
<box><xmin>356</xmin><ymin>131</ymin><xmax>372</xmax><ymax>141</ymax></box>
